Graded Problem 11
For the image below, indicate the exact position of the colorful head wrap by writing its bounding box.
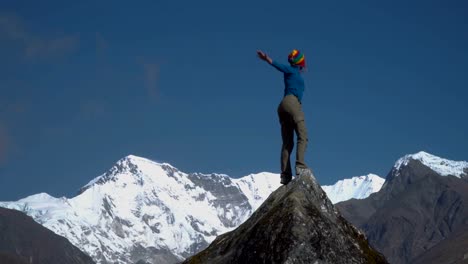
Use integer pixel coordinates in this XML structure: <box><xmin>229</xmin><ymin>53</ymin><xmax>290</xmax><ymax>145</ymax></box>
<box><xmin>288</xmin><ymin>49</ymin><xmax>306</xmax><ymax>68</ymax></box>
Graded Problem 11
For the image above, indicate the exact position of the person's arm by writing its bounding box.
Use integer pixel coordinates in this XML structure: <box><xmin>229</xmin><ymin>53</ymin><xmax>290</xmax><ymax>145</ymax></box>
<box><xmin>270</xmin><ymin>61</ymin><xmax>292</xmax><ymax>73</ymax></box>
<box><xmin>257</xmin><ymin>50</ymin><xmax>272</xmax><ymax>64</ymax></box>
<box><xmin>257</xmin><ymin>50</ymin><xmax>291</xmax><ymax>73</ymax></box>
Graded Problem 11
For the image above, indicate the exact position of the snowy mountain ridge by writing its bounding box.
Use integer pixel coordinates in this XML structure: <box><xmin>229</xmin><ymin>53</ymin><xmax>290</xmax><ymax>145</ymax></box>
<box><xmin>0</xmin><ymin>154</ymin><xmax>383</xmax><ymax>264</ymax></box>
<box><xmin>321</xmin><ymin>174</ymin><xmax>385</xmax><ymax>204</ymax></box>
<box><xmin>394</xmin><ymin>151</ymin><xmax>468</xmax><ymax>178</ymax></box>
<box><xmin>0</xmin><ymin>155</ymin><xmax>281</xmax><ymax>264</ymax></box>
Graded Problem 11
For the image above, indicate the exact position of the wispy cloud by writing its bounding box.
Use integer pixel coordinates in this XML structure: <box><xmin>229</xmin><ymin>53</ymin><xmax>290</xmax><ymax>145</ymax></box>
<box><xmin>0</xmin><ymin>13</ymin><xmax>79</xmax><ymax>59</ymax></box>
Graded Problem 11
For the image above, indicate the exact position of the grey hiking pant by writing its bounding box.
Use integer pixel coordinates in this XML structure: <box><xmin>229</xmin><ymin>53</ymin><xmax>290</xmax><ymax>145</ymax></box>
<box><xmin>277</xmin><ymin>95</ymin><xmax>308</xmax><ymax>176</ymax></box>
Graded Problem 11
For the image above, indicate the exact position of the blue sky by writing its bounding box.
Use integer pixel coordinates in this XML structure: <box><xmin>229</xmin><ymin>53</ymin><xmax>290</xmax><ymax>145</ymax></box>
<box><xmin>1</xmin><ymin>0</ymin><xmax>467</xmax><ymax>200</ymax></box>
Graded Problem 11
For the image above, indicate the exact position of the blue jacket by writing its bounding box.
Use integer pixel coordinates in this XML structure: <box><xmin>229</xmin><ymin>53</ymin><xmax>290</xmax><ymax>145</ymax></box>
<box><xmin>271</xmin><ymin>60</ymin><xmax>305</xmax><ymax>103</ymax></box>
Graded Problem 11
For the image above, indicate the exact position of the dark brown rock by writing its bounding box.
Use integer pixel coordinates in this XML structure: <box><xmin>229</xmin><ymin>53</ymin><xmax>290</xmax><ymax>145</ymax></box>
<box><xmin>412</xmin><ymin>225</ymin><xmax>468</xmax><ymax>264</ymax></box>
<box><xmin>337</xmin><ymin>159</ymin><xmax>468</xmax><ymax>264</ymax></box>
<box><xmin>183</xmin><ymin>170</ymin><xmax>387</xmax><ymax>264</ymax></box>
<box><xmin>0</xmin><ymin>207</ymin><xmax>95</xmax><ymax>264</ymax></box>
<box><xmin>0</xmin><ymin>252</ymin><xmax>28</xmax><ymax>264</ymax></box>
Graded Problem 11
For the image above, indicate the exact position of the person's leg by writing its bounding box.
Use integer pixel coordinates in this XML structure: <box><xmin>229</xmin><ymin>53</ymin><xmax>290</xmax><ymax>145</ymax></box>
<box><xmin>295</xmin><ymin>119</ymin><xmax>308</xmax><ymax>171</ymax></box>
<box><xmin>284</xmin><ymin>96</ymin><xmax>308</xmax><ymax>173</ymax></box>
<box><xmin>278</xmin><ymin>103</ymin><xmax>294</xmax><ymax>184</ymax></box>
<box><xmin>280</xmin><ymin>117</ymin><xmax>294</xmax><ymax>181</ymax></box>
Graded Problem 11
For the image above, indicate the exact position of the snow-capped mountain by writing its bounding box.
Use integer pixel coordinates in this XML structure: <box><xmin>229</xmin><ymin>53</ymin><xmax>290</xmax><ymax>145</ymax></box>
<box><xmin>233</xmin><ymin>172</ymin><xmax>281</xmax><ymax>211</ymax></box>
<box><xmin>337</xmin><ymin>151</ymin><xmax>468</xmax><ymax>264</ymax></box>
<box><xmin>393</xmin><ymin>151</ymin><xmax>468</xmax><ymax>178</ymax></box>
<box><xmin>0</xmin><ymin>155</ymin><xmax>384</xmax><ymax>264</ymax></box>
<box><xmin>322</xmin><ymin>174</ymin><xmax>385</xmax><ymax>204</ymax></box>
<box><xmin>0</xmin><ymin>155</ymin><xmax>281</xmax><ymax>264</ymax></box>
<box><xmin>322</xmin><ymin>151</ymin><xmax>468</xmax><ymax>205</ymax></box>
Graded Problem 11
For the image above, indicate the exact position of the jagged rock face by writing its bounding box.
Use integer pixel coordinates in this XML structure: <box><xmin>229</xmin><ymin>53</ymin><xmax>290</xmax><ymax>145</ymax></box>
<box><xmin>411</xmin><ymin>225</ymin><xmax>468</xmax><ymax>264</ymax></box>
<box><xmin>0</xmin><ymin>207</ymin><xmax>95</xmax><ymax>264</ymax></box>
<box><xmin>184</xmin><ymin>170</ymin><xmax>388</xmax><ymax>264</ymax></box>
<box><xmin>186</xmin><ymin>172</ymin><xmax>252</xmax><ymax>228</ymax></box>
<box><xmin>0</xmin><ymin>253</ymin><xmax>28</xmax><ymax>264</ymax></box>
<box><xmin>337</xmin><ymin>157</ymin><xmax>468</xmax><ymax>264</ymax></box>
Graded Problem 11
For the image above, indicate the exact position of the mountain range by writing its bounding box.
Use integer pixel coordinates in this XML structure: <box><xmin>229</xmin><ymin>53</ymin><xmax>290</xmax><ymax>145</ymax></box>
<box><xmin>0</xmin><ymin>154</ymin><xmax>383</xmax><ymax>264</ymax></box>
<box><xmin>2</xmin><ymin>151</ymin><xmax>465</xmax><ymax>263</ymax></box>
<box><xmin>337</xmin><ymin>151</ymin><xmax>468</xmax><ymax>264</ymax></box>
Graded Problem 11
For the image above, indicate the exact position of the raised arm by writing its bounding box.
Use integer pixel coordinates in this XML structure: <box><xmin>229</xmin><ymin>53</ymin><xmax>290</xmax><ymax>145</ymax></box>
<box><xmin>257</xmin><ymin>50</ymin><xmax>292</xmax><ymax>73</ymax></box>
<box><xmin>257</xmin><ymin>50</ymin><xmax>272</xmax><ymax>64</ymax></box>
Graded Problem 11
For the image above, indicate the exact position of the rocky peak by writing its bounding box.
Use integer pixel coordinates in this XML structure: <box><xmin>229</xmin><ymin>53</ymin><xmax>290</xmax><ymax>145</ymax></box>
<box><xmin>380</xmin><ymin>152</ymin><xmax>467</xmax><ymax>199</ymax></box>
<box><xmin>78</xmin><ymin>155</ymin><xmax>139</xmax><ymax>194</ymax></box>
<box><xmin>337</xmin><ymin>152</ymin><xmax>468</xmax><ymax>264</ymax></box>
<box><xmin>183</xmin><ymin>170</ymin><xmax>388</xmax><ymax>264</ymax></box>
<box><xmin>108</xmin><ymin>155</ymin><xmax>142</xmax><ymax>175</ymax></box>
<box><xmin>78</xmin><ymin>155</ymin><xmax>180</xmax><ymax>194</ymax></box>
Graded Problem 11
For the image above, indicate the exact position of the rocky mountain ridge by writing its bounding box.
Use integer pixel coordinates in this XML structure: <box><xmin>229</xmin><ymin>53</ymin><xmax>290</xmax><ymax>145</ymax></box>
<box><xmin>0</xmin><ymin>154</ymin><xmax>389</xmax><ymax>263</ymax></box>
<box><xmin>337</xmin><ymin>151</ymin><xmax>468</xmax><ymax>264</ymax></box>
<box><xmin>184</xmin><ymin>169</ymin><xmax>388</xmax><ymax>264</ymax></box>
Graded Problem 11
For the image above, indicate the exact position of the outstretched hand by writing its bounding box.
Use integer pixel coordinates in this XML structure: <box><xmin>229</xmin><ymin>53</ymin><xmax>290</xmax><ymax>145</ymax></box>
<box><xmin>257</xmin><ymin>50</ymin><xmax>272</xmax><ymax>64</ymax></box>
<box><xmin>257</xmin><ymin>50</ymin><xmax>267</xmax><ymax>60</ymax></box>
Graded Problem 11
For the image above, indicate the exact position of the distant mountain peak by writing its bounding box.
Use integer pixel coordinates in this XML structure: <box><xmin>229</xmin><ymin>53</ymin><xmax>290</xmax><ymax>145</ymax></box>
<box><xmin>124</xmin><ymin>154</ymin><xmax>142</xmax><ymax>160</ymax></box>
<box><xmin>18</xmin><ymin>192</ymin><xmax>56</xmax><ymax>202</ymax></box>
<box><xmin>394</xmin><ymin>151</ymin><xmax>468</xmax><ymax>178</ymax></box>
<box><xmin>79</xmin><ymin>155</ymin><xmax>179</xmax><ymax>194</ymax></box>
<box><xmin>322</xmin><ymin>174</ymin><xmax>385</xmax><ymax>204</ymax></box>
<box><xmin>122</xmin><ymin>155</ymin><xmax>175</xmax><ymax>169</ymax></box>
<box><xmin>348</xmin><ymin>174</ymin><xmax>383</xmax><ymax>183</ymax></box>
<box><xmin>338</xmin><ymin>151</ymin><xmax>468</xmax><ymax>264</ymax></box>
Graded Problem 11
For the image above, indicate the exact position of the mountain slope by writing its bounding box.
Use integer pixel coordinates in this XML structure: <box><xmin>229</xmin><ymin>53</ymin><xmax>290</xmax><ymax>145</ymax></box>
<box><xmin>0</xmin><ymin>253</ymin><xmax>28</xmax><ymax>264</ymax></box>
<box><xmin>412</xmin><ymin>225</ymin><xmax>468</xmax><ymax>264</ymax></box>
<box><xmin>337</xmin><ymin>151</ymin><xmax>468</xmax><ymax>264</ymax></box>
<box><xmin>0</xmin><ymin>154</ymin><xmax>385</xmax><ymax>264</ymax></box>
<box><xmin>0</xmin><ymin>207</ymin><xmax>95</xmax><ymax>264</ymax></box>
<box><xmin>183</xmin><ymin>170</ymin><xmax>388</xmax><ymax>264</ymax></box>
<box><xmin>232</xmin><ymin>172</ymin><xmax>281</xmax><ymax>211</ymax></box>
<box><xmin>0</xmin><ymin>156</ymin><xmax>280</xmax><ymax>264</ymax></box>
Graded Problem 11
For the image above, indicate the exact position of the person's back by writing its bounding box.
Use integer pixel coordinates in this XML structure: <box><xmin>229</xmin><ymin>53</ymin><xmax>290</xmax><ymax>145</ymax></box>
<box><xmin>271</xmin><ymin>59</ymin><xmax>305</xmax><ymax>103</ymax></box>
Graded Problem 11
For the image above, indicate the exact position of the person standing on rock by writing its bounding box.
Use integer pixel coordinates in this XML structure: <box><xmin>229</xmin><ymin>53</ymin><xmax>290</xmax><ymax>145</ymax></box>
<box><xmin>257</xmin><ymin>49</ymin><xmax>310</xmax><ymax>185</ymax></box>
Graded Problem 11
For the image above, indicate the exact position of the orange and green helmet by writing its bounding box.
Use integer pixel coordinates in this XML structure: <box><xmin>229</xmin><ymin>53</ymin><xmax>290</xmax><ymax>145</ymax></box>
<box><xmin>288</xmin><ymin>49</ymin><xmax>306</xmax><ymax>68</ymax></box>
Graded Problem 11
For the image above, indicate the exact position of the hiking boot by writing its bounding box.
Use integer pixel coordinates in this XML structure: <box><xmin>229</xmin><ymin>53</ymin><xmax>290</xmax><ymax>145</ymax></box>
<box><xmin>280</xmin><ymin>173</ymin><xmax>292</xmax><ymax>185</ymax></box>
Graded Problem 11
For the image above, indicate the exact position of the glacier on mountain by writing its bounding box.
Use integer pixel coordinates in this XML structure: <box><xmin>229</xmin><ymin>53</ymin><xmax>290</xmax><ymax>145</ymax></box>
<box><xmin>0</xmin><ymin>154</ymin><xmax>385</xmax><ymax>264</ymax></box>
<box><xmin>322</xmin><ymin>174</ymin><xmax>385</xmax><ymax>204</ymax></box>
<box><xmin>394</xmin><ymin>151</ymin><xmax>468</xmax><ymax>178</ymax></box>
